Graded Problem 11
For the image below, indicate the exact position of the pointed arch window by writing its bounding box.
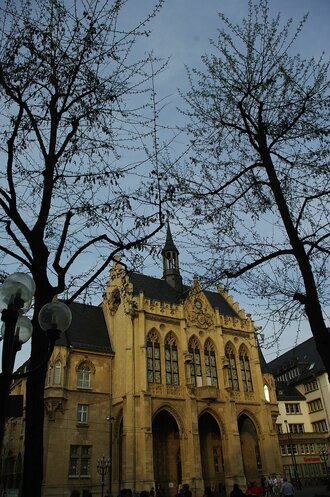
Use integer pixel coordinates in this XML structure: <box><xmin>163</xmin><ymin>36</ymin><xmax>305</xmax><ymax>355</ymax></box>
<box><xmin>147</xmin><ymin>331</ymin><xmax>161</xmax><ymax>384</ymax></box>
<box><xmin>225</xmin><ymin>343</ymin><xmax>239</xmax><ymax>391</ymax></box>
<box><xmin>165</xmin><ymin>333</ymin><xmax>179</xmax><ymax>385</ymax></box>
<box><xmin>189</xmin><ymin>337</ymin><xmax>202</xmax><ymax>387</ymax></box>
<box><xmin>54</xmin><ymin>360</ymin><xmax>62</xmax><ymax>385</ymax></box>
<box><xmin>77</xmin><ymin>364</ymin><xmax>91</xmax><ymax>389</ymax></box>
<box><xmin>204</xmin><ymin>340</ymin><xmax>218</xmax><ymax>387</ymax></box>
<box><xmin>239</xmin><ymin>347</ymin><xmax>253</xmax><ymax>392</ymax></box>
<box><xmin>264</xmin><ymin>384</ymin><xmax>270</xmax><ymax>402</ymax></box>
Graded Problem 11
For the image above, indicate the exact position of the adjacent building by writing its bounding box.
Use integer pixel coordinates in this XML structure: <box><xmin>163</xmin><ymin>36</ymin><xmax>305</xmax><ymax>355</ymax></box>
<box><xmin>1</xmin><ymin>226</ymin><xmax>282</xmax><ymax>497</ymax></box>
<box><xmin>268</xmin><ymin>337</ymin><xmax>330</xmax><ymax>483</ymax></box>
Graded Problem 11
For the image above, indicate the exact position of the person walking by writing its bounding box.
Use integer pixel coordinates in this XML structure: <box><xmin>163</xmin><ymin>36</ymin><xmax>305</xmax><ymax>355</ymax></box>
<box><xmin>230</xmin><ymin>483</ymin><xmax>245</xmax><ymax>497</ymax></box>
<box><xmin>280</xmin><ymin>478</ymin><xmax>294</xmax><ymax>497</ymax></box>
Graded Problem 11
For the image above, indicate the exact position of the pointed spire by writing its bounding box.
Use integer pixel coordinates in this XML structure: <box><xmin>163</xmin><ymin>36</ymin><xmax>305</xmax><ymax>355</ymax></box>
<box><xmin>162</xmin><ymin>221</ymin><xmax>179</xmax><ymax>254</ymax></box>
<box><xmin>161</xmin><ymin>221</ymin><xmax>182</xmax><ymax>293</ymax></box>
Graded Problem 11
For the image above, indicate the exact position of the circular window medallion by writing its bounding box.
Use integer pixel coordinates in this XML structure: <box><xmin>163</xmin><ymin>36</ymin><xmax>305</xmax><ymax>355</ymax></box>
<box><xmin>194</xmin><ymin>298</ymin><xmax>202</xmax><ymax>309</ymax></box>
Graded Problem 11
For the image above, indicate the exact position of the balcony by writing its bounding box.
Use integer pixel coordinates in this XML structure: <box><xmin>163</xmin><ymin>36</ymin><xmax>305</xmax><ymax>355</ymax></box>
<box><xmin>194</xmin><ymin>385</ymin><xmax>219</xmax><ymax>401</ymax></box>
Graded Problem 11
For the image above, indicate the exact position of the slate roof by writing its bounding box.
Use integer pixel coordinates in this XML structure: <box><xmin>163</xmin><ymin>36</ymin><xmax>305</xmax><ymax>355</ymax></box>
<box><xmin>275</xmin><ymin>381</ymin><xmax>306</xmax><ymax>401</ymax></box>
<box><xmin>56</xmin><ymin>302</ymin><xmax>112</xmax><ymax>354</ymax></box>
<box><xmin>128</xmin><ymin>272</ymin><xmax>239</xmax><ymax>318</ymax></box>
<box><xmin>258</xmin><ymin>345</ymin><xmax>272</xmax><ymax>374</ymax></box>
<box><xmin>267</xmin><ymin>336</ymin><xmax>325</xmax><ymax>383</ymax></box>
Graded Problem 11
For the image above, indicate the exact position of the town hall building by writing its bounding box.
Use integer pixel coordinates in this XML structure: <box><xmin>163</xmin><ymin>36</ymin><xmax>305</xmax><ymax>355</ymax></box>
<box><xmin>1</xmin><ymin>225</ymin><xmax>282</xmax><ymax>497</ymax></box>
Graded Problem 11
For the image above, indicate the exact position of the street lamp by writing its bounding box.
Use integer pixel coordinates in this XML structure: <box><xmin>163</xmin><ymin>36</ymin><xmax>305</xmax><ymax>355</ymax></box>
<box><xmin>284</xmin><ymin>420</ymin><xmax>301</xmax><ymax>489</ymax></box>
<box><xmin>0</xmin><ymin>272</ymin><xmax>72</xmax><ymax>452</ymax></box>
<box><xmin>106</xmin><ymin>414</ymin><xmax>115</xmax><ymax>497</ymax></box>
<box><xmin>97</xmin><ymin>455</ymin><xmax>110</xmax><ymax>497</ymax></box>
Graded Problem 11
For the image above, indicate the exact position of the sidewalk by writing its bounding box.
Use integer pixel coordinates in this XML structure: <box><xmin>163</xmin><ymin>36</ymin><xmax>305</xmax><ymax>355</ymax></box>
<box><xmin>295</xmin><ymin>484</ymin><xmax>330</xmax><ymax>497</ymax></box>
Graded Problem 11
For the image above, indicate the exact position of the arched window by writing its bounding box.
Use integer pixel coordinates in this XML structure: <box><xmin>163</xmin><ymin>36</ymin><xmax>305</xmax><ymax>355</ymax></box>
<box><xmin>264</xmin><ymin>384</ymin><xmax>270</xmax><ymax>402</ymax></box>
<box><xmin>189</xmin><ymin>336</ymin><xmax>202</xmax><ymax>387</ymax></box>
<box><xmin>54</xmin><ymin>360</ymin><xmax>62</xmax><ymax>385</ymax></box>
<box><xmin>239</xmin><ymin>347</ymin><xmax>253</xmax><ymax>392</ymax></box>
<box><xmin>77</xmin><ymin>364</ymin><xmax>91</xmax><ymax>389</ymax></box>
<box><xmin>225</xmin><ymin>343</ymin><xmax>239</xmax><ymax>391</ymax></box>
<box><xmin>204</xmin><ymin>339</ymin><xmax>218</xmax><ymax>387</ymax></box>
<box><xmin>146</xmin><ymin>330</ymin><xmax>161</xmax><ymax>384</ymax></box>
<box><xmin>165</xmin><ymin>333</ymin><xmax>179</xmax><ymax>385</ymax></box>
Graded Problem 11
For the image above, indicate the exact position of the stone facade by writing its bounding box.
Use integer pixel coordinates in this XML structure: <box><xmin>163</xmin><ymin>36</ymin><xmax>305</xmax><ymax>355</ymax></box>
<box><xmin>1</xmin><ymin>229</ymin><xmax>282</xmax><ymax>497</ymax></box>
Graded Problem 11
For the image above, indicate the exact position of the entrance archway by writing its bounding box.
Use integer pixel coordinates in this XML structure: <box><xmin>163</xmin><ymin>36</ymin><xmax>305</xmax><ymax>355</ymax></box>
<box><xmin>238</xmin><ymin>414</ymin><xmax>262</xmax><ymax>483</ymax></box>
<box><xmin>152</xmin><ymin>410</ymin><xmax>181</xmax><ymax>497</ymax></box>
<box><xmin>198</xmin><ymin>412</ymin><xmax>225</xmax><ymax>494</ymax></box>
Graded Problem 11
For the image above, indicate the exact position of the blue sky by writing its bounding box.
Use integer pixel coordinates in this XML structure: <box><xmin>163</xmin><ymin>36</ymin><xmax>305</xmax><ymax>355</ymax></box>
<box><xmin>126</xmin><ymin>0</ymin><xmax>330</xmax><ymax>361</ymax></box>
<box><xmin>1</xmin><ymin>0</ymin><xmax>329</xmax><ymax>368</ymax></box>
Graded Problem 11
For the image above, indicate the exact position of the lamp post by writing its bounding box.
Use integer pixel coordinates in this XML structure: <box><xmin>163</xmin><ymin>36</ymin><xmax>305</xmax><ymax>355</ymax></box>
<box><xmin>107</xmin><ymin>414</ymin><xmax>115</xmax><ymax>497</ymax></box>
<box><xmin>284</xmin><ymin>420</ymin><xmax>301</xmax><ymax>489</ymax></box>
<box><xmin>97</xmin><ymin>455</ymin><xmax>110</xmax><ymax>497</ymax></box>
<box><xmin>0</xmin><ymin>272</ymin><xmax>72</xmax><ymax>453</ymax></box>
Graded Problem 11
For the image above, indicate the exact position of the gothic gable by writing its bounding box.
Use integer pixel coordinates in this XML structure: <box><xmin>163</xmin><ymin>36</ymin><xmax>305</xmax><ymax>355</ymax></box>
<box><xmin>184</xmin><ymin>275</ymin><xmax>215</xmax><ymax>329</ymax></box>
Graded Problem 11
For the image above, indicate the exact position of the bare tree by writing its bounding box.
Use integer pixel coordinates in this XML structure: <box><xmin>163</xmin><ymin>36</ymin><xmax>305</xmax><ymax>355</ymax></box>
<box><xmin>171</xmin><ymin>1</ymin><xmax>330</xmax><ymax>369</ymax></box>
<box><xmin>0</xmin><ymin>0</ymin><xmax>168</xmax><ymax>495</ymax></box>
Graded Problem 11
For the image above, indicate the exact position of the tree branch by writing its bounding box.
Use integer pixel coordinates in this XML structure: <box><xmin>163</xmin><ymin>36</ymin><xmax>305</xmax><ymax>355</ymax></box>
<box><xmin>224</xmin><ymin>248</ymin><xmax>294</xmax><ymax>278</ymax></box>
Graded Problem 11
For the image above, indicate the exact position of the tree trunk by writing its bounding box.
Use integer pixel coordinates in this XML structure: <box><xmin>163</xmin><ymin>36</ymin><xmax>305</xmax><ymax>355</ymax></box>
<box><xmin>258</xmin><ymin>139</ymin><xmax>330</xmax><ymax>379</ymax></box>
<box><xmin>21</xmin><ymin>289</ymin><xmax>53</xmax><ymax>497</ymax></box>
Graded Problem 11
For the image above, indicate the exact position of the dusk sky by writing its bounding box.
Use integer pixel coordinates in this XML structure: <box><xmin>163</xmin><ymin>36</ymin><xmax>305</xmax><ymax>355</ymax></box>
<box><xmin>1</xmin><ymin>0</ymin><xmax>329</xmax><ymax>367</ymax></box>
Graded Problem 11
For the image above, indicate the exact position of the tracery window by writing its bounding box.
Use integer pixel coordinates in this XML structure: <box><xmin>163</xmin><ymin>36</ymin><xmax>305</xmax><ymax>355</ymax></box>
<box><xmin>239</xmin><ymin>347</ymin><xmax>253</xmax><ymax>392</ymax></box>
<box><xmin>147</xmin><ymin>330</ymin><xmax>161</xmax><ymax>384</ymax></box>
<box><xmin>189</xmin><ymin>336</ymin><xmax>202</xmax><ymax>387</ymax></box>
<box><xmin>225</xmin><ymin>343</ymin><xmax>239</xmax><ymax>390</ymax></box>
<box><xmin>54</xmin><ymin>360</ymin><xmax>62</xmax><ymax>385</ymax></box>
<box><xmin>77</xmin><ymin>364</ymin><xmax>91</xmax><ymax>389</ymax></box>
<box><xmin>204</xmin><ymin>339</ymin><xmax>218</xmax><ymax>387</ymax></box>
<box><xmin>165</xmin><ymin>332</ymin><xmax>179</xmax><ymax>385</ymax></box>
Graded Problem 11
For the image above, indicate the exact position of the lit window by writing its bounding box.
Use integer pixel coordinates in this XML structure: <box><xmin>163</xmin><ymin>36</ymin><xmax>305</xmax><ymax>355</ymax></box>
<box><xmin>146</xmin><ymin>331</ymin><xmax>161</xmax><ymax>384</ymax></box>
<box><xmin>264</xmin><ymin>384</ymin><xmax>270</xmax><ymax>402</ymax></box>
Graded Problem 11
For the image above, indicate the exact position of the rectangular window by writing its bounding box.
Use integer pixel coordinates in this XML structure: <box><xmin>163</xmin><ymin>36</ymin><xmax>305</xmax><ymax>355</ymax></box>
<box><xmin>276</xmin><ymin>424</ymin><xmax>283</xmax><ymax>434</ymax></box>
<box><xmin>304</xmin><ymin>379</ymin><xmax>319</xmax><ymax>393</ymax></box>
<box><xmin>54</xmin><ymin>361</ymin><xmax>62</xmax><ymax>385</ymax></box>
<box><xmin>285</xmin><ymin>403</ymin><xmax>301</xmax><ymax>414</ymax></box>
<box><xmin>289</xmin><ymin>423</ymin><xmax>304</xmax><ymax>433</ymax></box>
<box><xmin>69</xmin><ymin>445</ymin><xmax>91</xmax><ymax>477</ymax></box>
<box><xmin>308</xmin><ymin>398</ymin><xmax>323</xmax><ymax>413</ymax></box>
<box><xmin>77</xmin><ymin>404</ymin><xmax>89</xmax><ymax>424</ymax></box>
<box><xmin>312</xmin><ymin>419</ymin><xmax>328</xmax><ymax>433</ymax></box>
<box><xmin>77</xmin><ymin>367</ymin><xmax>91</xmax><ymax>389</ymax></box>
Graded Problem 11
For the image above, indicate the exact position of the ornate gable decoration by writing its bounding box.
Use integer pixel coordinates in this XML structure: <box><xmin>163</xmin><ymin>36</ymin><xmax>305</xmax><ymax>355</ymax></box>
<box><xmin>185</xmin><ymin>275</ymin><xmax>214</xmax><ymax>329</ymax></box>
<box><xmin>105</xmin><ymin>258</ymin><xmax>134</xmax><ymax>315</ymax></box>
